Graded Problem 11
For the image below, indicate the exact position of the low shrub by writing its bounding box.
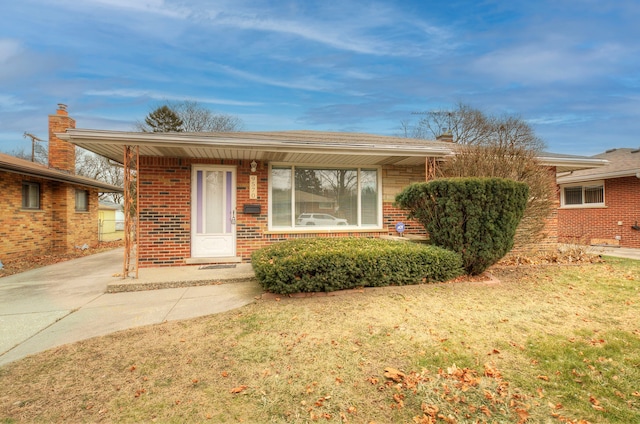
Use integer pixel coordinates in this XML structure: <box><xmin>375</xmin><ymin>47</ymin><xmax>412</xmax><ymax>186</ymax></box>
<box><xmin>251</xmin><ymin>237</ymin><xmax>464</xmax><ymax>294</ymax></box>
<box><xmin>395</xmin><ymin>177</ymin><xmax>529</xmax><ymax>275</ymax></box>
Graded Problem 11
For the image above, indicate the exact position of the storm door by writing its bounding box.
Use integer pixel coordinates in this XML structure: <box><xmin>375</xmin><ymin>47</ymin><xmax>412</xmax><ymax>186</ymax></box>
<box><xmin>191</xmin><ymin>166</ymin><xmax>236</xmax><ymax>258</ymax></box>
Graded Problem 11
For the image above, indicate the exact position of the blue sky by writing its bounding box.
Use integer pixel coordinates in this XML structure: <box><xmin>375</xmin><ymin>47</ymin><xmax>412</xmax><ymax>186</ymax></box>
<box><xmin>1</xmin><ymin>0</ymin><xmax>639</xmax><ymax>155</ymax></box>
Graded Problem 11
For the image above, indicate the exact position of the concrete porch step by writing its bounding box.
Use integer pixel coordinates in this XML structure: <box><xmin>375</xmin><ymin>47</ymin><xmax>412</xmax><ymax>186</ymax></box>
<box><xmin>106</xmin><ymin>263</ymin><xmax>257</xmax><ymax>293</ymax></box>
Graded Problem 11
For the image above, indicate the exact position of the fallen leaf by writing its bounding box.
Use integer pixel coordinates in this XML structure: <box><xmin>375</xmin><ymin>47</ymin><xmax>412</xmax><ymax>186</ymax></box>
<box><xmin>384</xmin><ymin>367</ymin><xmax>405</xmax><ymax>382</ymax></box>
<box><xmin>515</xmin><ymin>407</ymin><xmax>529</xmax><ymax>423</ymax></box>
<box><xmin>480</xmin><ymin>405</ymin><xmax>492</xmax><ymax>417</ymax></box>
<box><xmin>537</xmin><ymin>375</ymin><xmax>550</xmax><ymax>381</ymax></box>
<box><xmin>393</xmin><ymin>393</ymin><xmax>404</xmax><ymax>408</ymax></box>
<box><xmin>421</xmin><ymin>403</ymin><xmax>439</xmax><ymax>417</ymax></box>
<box><xmin>230</xmin><ymin>385</ymin><xmax>248</xmax><ymax>394</ymax></box>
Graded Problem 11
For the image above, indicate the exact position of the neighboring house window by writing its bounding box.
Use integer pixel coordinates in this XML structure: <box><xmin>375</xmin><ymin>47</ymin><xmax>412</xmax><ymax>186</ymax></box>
<box><xmin>22</xmin><ymin>182</ymin><xmax>40</xmax><ymax>209</ymax></box>
<box><xmin>75</xmin><ymin>189</ymin><xmax>89</xmax><ymax>211</ymax></box>
<box><xmin>560</xmin><ymin>181</ymin><xmax>605</xmax><ymax>207</ymax></box>
<box><xmin>270</xmin><ymin>165</ymin><xmax>381</xmax><ymax>229</ymax></box>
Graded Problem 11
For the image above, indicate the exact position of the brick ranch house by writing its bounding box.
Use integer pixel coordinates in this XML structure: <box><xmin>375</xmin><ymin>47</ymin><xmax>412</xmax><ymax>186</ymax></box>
<box><xmin>557</xmin><ymin>147</ymin><xmax>640</xmax><ymax>248</ymax></box>
<box><xmin>0</xmin><ymin>106</ymin><xmax>122</xmax><ymax>261</ymax></box>
<box><xmin>57</xmin><ymin>111</ymin><xmax>605</xmax><ymax>268</ymax></box>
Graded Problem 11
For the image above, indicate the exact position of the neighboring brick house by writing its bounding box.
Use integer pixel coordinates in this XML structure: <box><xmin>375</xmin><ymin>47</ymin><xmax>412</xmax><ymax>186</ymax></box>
<box><xmin>557</xmin><ymin>148</ymin><xmax>640</xmax><ymax>248</ymax></box>
<box><xmin>0</xmin><ymin>105</ymin><xmax>122</xmax><ymax>261</ymax></box>
<box><xmin>59</xmin><ymin>110</ymin><xmax>605</xmax><ymax>268</ymax></box>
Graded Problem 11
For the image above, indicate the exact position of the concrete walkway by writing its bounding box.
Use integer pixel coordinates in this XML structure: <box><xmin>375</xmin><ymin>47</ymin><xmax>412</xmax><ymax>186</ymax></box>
<box><xmin>0</xmin><ymin>248</ymin><xmax>263</xmax><ymax>367</ymax></box>
<box><xmin>587</xmin><ymin>245</ymin><xmax>640</xmax><ymax>260</ymax></box>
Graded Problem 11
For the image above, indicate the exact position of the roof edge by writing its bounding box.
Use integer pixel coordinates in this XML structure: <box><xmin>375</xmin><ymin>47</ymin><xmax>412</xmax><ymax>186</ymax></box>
<box><xmin>557</xmin><ymin>168</ymin><xmax>640</xmax><ymax>184</ymax></box>
<box><xmin>0</xmin><ymin>153</ymin><xmax>123</xmax><ymax>192</ymax></box>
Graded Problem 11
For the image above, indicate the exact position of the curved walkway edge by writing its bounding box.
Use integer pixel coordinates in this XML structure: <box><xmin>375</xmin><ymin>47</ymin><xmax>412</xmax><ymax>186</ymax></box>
<box><xmin>0</xmin><ymin>248</ymin><xmax>263</xmax><ymax>367</ymax></box>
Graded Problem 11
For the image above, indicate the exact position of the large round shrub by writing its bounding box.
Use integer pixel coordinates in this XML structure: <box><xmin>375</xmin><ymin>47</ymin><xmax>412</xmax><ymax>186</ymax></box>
<box><xmin>251</xmin><ymin>237</ymin><xmax>463</xmax><ymax>294</ymax></box>
<box><xmin>395</xmin><ymin>177</ymin><xmax>529</xmax><ymax>275</ymax></box>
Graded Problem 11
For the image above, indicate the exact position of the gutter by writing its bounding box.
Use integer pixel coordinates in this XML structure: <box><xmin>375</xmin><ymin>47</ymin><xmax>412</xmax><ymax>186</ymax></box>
<box><xmin>0</xmin><ymin>164</ymin><xmax>123</xmax><ymax>192</ymax></box>
<box><xmin>557</xmin><ymin>168</ymin><xmax>640</xmax><ymax>184</ymax></box>
<box><xmin>537</xmin><ymin>155</ymin><xmax>609</xmax><ymax>170</ymax></box>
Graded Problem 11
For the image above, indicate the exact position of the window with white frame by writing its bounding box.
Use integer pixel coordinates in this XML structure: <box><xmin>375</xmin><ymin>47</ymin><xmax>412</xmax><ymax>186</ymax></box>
<box><xmin>75</xmin><ymin>189</ymin><xmax>89</xmax><ymax>212</ymax></box>
<box><xmin>22</xmin><ymin>182</ymin><xmax>40</xmax><ymax>209</ymax></box>
<box><xmin>270</xmin><ymin>165</ymin><xmax>381</xmax><ymax>229</ymax></box>
<box><xmin>561</xmin><ymin>181</ymin><xmax>604</xmax><ymax>207</ymax></box>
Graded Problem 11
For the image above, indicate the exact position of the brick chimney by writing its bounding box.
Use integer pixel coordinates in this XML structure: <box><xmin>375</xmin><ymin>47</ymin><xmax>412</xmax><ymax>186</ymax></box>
<box><xmin>48</xmin><ymin>103</ymin><xmax>76</xmax><ymax>174</ymax></box>
<box><xmin>436</xmin><ymin>130</ymin><xmax>454</xmax><ymax>143</ymax></box>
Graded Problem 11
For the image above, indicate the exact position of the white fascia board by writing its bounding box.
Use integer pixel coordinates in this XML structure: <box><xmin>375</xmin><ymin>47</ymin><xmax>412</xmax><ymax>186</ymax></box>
<box><xmin>537</xmin><ymin>155</ymin><xmax>609</xmax><ymax>169</ymax></box>
<box><xmin>58</xmin><ymin>129</ymin><xmax>453</xmax><ymax>158</ymax></box>
<box><xmin>557</xmin><ymin>168</ymin><xmax>640</xmax><ymax>184</ymax></box>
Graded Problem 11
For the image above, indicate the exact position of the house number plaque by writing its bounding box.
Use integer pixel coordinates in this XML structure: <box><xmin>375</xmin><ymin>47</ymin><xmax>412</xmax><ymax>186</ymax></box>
<box><xmin>249</xmin><ymin>175</ymin><xmax>258</xmax><ymax>199</ymax></box>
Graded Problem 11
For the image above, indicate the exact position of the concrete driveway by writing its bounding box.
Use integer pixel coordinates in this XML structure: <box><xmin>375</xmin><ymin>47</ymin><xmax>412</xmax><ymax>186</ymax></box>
<box><xmin>0</xmin><ymin>248</ymin><xmax>262</xmax><ymax>366</ymax></box>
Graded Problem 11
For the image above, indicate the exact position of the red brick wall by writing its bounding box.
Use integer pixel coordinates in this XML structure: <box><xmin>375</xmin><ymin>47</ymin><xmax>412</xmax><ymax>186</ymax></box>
<box><xmin>381</xmin><ymin>164</ymin><xmax>427</xmax><ymax>236</ymax></box>
<box><xmin>0</xmin><ymin>170</ymin><xmax>99</xmax><ymax>260</ymax></box>
<box><xmin>136</xmin><ymin>160</ymin><xmax>431</xmax><ymax>267</ymax></box>
<box><xmin>137</xmin><ymin>157</ymin><xmax>192</xmax><ymax>267</ymax></box>
<box><xmin>558</xmin><ymin>176</ymin><xmax>640</xmax><ymax>248</ymax></box>
<box><xmin>1</xmin><ymin>172</ymin><xmax>54</xmax><ymax>259</ymax></box>
<box><xmin>48</xmin><ymin>106</ymin><xmax>76</xmax><ymax>173</ymax></box>
<box><xmin>135</xmin><ymin>159</ymin><xmax>569</xmax><ymax>267</ymax></box>
<box><xmin>60</xmin><ymin>185</ymin><xmax>100</xmax><ymax>251</ymax></box>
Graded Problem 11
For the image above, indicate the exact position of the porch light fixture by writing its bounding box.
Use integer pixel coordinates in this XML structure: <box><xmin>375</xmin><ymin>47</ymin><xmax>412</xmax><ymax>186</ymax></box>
<box><xmin>250</xmin><ymin>160</ymin><xmax>258</xmax><ymax>173</ymax></box>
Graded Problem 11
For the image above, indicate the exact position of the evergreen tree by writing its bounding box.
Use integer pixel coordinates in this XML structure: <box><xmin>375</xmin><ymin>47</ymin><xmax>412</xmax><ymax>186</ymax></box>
<box><xmin>143</xmin><ymin>105</ymin><xmax>184</xmax><ymax>132</ymax></box>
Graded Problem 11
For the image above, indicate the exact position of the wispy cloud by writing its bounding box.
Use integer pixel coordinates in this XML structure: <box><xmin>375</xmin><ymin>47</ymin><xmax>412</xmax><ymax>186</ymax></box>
<box><xmin>1</xmin><ymin>1</ymin><xmax>639</xmax><ymax>156</ymax></box>
<box><xmin>194</xmin><ymin>2</ymin><xmax>455</xmax><ymax>58</ymax></box>
<box><xmin>0</xmin><ymin>39</ymin><xmax>22</xmax><ymax>62</ymax></box>
<box><xmin>473</xmin><ymin>39</ymin><xmax>628</xmax><ymax>85</ymax></box>
<box><xmin>213</xmin><ymin>64</ymin><xmax>340</xmax><ymax>93</ymax></box>
<box><xmin>0</xmin><ymin>94</ymin><xmax>36</xmax><ymax>112</ymax></box>
<box><xmin>85</xmin><ymin>88</ymin><xmax>262</xmax><ymax>106</ymax></box>
<box><xmin>56</xmin><ymin>0</ymin><xmax>190</xmax><ymax>19</ymax></box>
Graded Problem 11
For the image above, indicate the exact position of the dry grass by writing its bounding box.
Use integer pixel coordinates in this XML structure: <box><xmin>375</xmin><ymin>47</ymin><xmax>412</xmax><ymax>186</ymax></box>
<box><xmin>1</xmin><ymin>257</ymin><xmax>639</xmax><ymax>423</ymax></box>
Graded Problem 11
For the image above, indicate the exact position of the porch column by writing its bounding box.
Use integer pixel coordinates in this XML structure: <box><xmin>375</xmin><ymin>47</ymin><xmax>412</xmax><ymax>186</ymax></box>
<box><xmin>425</xmin><ymin>157</ymin><xmax>437</xmax><ymax>181</ymax></box>
<box><xmin>123</xmin><ymin>145</ymin><xmax>140</xmax><ymax>279</ymax></box>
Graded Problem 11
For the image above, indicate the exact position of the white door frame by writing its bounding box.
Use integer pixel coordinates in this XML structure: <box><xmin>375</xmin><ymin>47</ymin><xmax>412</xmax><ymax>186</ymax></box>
<box><xmin>191</xmin><ymin>165</ymin><xmax>237</xmax><ymax>258</ymax></box>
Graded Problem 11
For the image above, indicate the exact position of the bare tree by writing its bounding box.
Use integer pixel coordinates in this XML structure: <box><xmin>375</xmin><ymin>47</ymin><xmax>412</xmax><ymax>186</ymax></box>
<box><xmin>403</xmin><ymin>103</ymin><xmax>554</xmax><ymax>249</ymax></box>
<box><xmin>135</xmin><ymin>100</ymin><xmax>244</xmax><ymax>132</ymax></box>
<box><xmin>404</xmin><ymin>103</ymin><xmax>490</xmax><ymax>145</ymax></box>
<box><xmin>76</xmin><ymin>148</ymin><xmax>124</xmax><ymax>203</ymax></box>
<box><xmin>172</xmin><ymin>100</ymin><xmax>244</xmax><ymax>132</ymax></box>
<box><xmin>8</xmin><ymin>143</ymin><xmax>48</xmax><ymax>165</ymax></box>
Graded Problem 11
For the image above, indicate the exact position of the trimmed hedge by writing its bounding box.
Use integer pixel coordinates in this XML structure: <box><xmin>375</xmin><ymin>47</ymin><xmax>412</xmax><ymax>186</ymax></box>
<box><xmin>395</xmin><ymin>177</ymin><xmax>529</xmax><ymax>275</ymax></box>
<box><xmin>251</xmin><ymin>237</ymin><xmax>464</xmax><ymax>295</ymax></box>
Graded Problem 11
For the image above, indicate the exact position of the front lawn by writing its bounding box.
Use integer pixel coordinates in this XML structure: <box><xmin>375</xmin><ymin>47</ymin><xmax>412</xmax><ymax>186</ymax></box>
<box><xmin>1</xmin><ymin>258</ymin><xmax>638</xmax><ymax>423</ymax></box>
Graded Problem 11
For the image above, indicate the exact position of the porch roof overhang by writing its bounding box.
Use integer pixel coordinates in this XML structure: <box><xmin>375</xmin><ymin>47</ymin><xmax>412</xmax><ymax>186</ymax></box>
<box><xmin>57</xmin><ymin>129</ymin><xmax>455</xmax><ymax>167</ymax></box>
<box><xmin>58</xmin><ymin>129</ymin><xmax>609</xmax><ymax>172</ymax></box>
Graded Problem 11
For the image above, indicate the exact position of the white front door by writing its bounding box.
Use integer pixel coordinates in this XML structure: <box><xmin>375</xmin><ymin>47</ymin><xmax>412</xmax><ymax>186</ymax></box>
<box><xmin>191</xmin><ymin>166</ymin><xmax>236</xmax><ymax>258</ymax></box>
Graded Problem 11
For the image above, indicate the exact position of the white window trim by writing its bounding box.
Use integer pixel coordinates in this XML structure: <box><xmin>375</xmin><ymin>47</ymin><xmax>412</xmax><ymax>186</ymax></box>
<box><xmin>268</xmin><ymin>163</ymin><xmax>383</xmax><ymax>231</ymax></box>
<box><xmin>559</xmin><ymin>180</ymin><xmax>606</xmax><ymax>208</ymax></box>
